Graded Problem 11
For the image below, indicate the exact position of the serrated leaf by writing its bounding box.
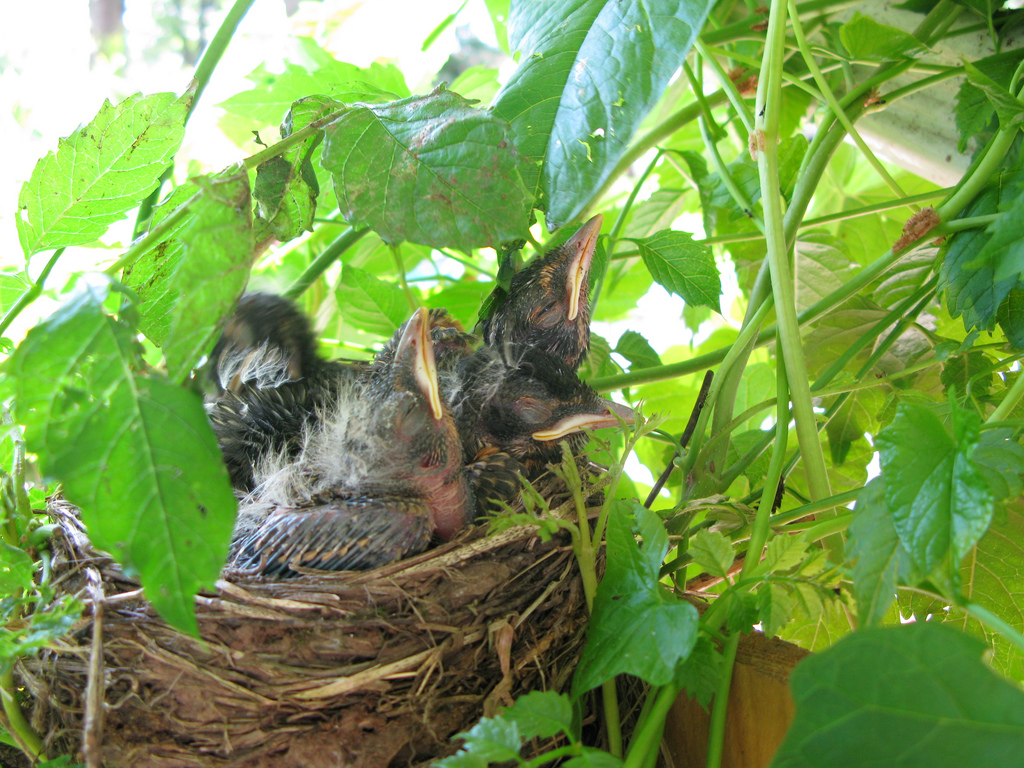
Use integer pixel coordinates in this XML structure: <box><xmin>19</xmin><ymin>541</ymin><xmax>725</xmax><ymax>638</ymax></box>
<box><xmin>758</xmin><ymin>581</ymin><xmax>797</xmax><ymax>637</ymax></box>
<box><xmin>955</xmin><ymin>52</ymin><xmax>1020</xmax><ymax>152</ymax></box>
<box><xmin>122</xmin><ymin>185</ymin><xmax>195</xmax><ymax>346</ymax></box>
<box><xmin>953</xmin><ymin>499</ymin><xmax>1024</xmax><ymax>681</ymax></box>
<box><xmin>492</xmin><ymin>0</ymin><xmax>714</xmax><ymax>228</ymax></box>
<box><xmin>164</xmin><ymin>168</ymin><xmax>254</xmax><ymax>381</ymax></box>
<box><xmin>9</xmin><ymin>282</ymin><xmax>237</xmax><ymax>633</ymax></box>
<box><xmin>17</xmin><ymin>90</ymin><xmax>190</xmax><ymax>257</ymax></box>
<box><xmin>941</xmin><ymin>166</ymin><xmax>1024</xmax><ymax>334</ymax></box>
<box><xmin>875</xmin><ymin>402</ymin><xmax>994</xmax><ymax>576</ymax></box>
<box><xmin>963</xmin><ymin>60</ymin><xmax>1024</xmax><ymax>131</ymax></box>
<box><xmin>846</xmin><ymin>478</ymin><xmax>913</xmax><ymax>626</ymax></box>
<box><xmin>839</xmin><ymin>12</ymin><xmax>925</xmax><ymax>61</ymax></box>
<box><xmin>614</xmin><ymin>330</ymin><xmax>661</xmax><ymax>370</ymax></box>
<box><xmin>217</xmin><ymin>58</ymin><xmax>407</xmax><ymax>143</ymax></box>
<box><xmin>500</xmin><ymin>690</ymin><xmax>574</xmax><ymax>740</ymax></box>
<box><xmin>631</xmin><ymin>230</ymin><xmax>720</xmax><ymax>310</ymax></box>
<box><xmin>672</xmin><ymin>634</ymin><xmax>722</xmax><ymax>711</ymax></box>
<box><xmin>764</xmin><ymin>533</ymin><xmax>809</xmax><ymax>573</ymax></box>
<box><xmin>770</xmin><ymin>623</ymin><xmax>1024</xmax><ymax>768</ymax></box>
<box><xmin>0</xmin><ymin>273</ymin><xmax>30</xmax><ymax>315</ymax></box>
<box><xmin>689</xmin><ymin>529</ymin><xmax>735</xmax><ymax>579</ymax></box>
<box><xmin>335</xmin><ymin>265</ymin><xmax>411</xmax><ymax>337</ymax></box>
<box><xmin>321</xmin><ymin>87</ymin><xmax>531</xmax><ymax>251</ymax></box>
<box><xmin>572</xmin><ymin>499</ymin><xmax>699</xmax><ymax>696</ymax></box>
<box><xmin>825</xmin><ymin>386</ymin><xmax>883</xmax><ymax>467</ymax></box>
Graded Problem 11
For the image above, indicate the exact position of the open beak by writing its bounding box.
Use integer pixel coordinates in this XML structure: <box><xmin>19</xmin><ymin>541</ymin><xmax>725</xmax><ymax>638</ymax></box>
<box><xmin>532</xmin><ymin>398</ymin><xmax>634</xmax><ymax>441</ymax></box>
<box><xmin>563</xmin><ymin>214</ymin><xmax>602</xmax><ymax>321</ymax></box>
<box><xmin>396</xmin><ymin>307</ymin><xmax>444</xmax><ymax>420</ymax></box>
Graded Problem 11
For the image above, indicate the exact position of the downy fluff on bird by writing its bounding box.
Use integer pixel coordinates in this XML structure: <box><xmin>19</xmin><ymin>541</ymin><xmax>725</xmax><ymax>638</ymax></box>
<box><xmin>207</xmin><ymin>215</ymin><xmax>634</xmax><ymax>576</ymax></box>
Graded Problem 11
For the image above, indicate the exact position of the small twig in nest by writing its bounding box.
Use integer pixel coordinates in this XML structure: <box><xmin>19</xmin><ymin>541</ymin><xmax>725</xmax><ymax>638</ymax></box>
<box><xmin>83</xmin><ymin>568</ymin><xmax>105</xmax><ymax>768</ymax></box>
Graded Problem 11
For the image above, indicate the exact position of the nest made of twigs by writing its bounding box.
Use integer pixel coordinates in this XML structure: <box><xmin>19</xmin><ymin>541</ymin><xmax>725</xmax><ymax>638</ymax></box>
<box><xmin>17</xmin><ymin>495</ymin><xmax>599</xmax><ymax>768</ymax></box>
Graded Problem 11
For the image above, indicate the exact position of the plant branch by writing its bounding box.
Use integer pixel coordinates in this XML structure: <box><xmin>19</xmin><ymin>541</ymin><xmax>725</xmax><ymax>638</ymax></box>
<box><xmin>0</xmin><ymin>248</ymin><xmax>64</xmax><ymax>337</ymax></box>
<box><xmin>284</xmin><ymin>227</ymin><xmax>371</xmax><ymax>299</ymax></box>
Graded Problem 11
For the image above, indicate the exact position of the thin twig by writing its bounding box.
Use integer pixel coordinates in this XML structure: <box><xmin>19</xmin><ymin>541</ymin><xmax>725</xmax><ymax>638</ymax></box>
<box><xmin>645</xmin><ymin>371</ymin><xmax>714</xmax><ymax>508</ymax></box>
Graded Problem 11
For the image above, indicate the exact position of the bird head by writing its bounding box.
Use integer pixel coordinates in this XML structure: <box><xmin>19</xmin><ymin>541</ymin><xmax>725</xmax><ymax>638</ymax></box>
<box><xmin>478</xmin><ymin>215</ymin><xmax>603</xmax><ymax>369</ymax></box>
<box><xmin>371</xmin><ymin>307</ymin><xmax>473</xmax><ymax>538</ymax></box>
<box><xmin>450</xmin><ymin>344</ymin><xmax>634</xmax><ymax>471</ymax></box>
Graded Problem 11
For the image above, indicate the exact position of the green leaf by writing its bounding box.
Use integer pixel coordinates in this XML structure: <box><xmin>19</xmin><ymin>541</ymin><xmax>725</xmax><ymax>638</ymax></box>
<box><xmin>969</xmin><ymin>185</ymin><xmax>1024</xmax><ymax>285</ymax></box>
<box><xmin>758</xmin><ymin>581</ymin><xmax>797</xmax><ymax>637</ymax></box>
<box><xmin>572</xmin><ymin>500</ymin><xmax>699</xmax><ymax>696</ymax></box>
<box><xmin>770</xmin><ymin>623</ymin><xmax>1024</xmax><ymax>768</ymax></box>
<box><xmin>963</xmin><ymin>60</ymin><xmax>1024</xmax><ymax>131</ymax></box>
<box><xmin>941</xmin><ymin>166</ymin><xmax>1024</xmax><ymax>334</ymax></box>
<box><xmin>564</xmin><ymin>749</ymin><xmax>625</xmax><ymax>768</ymax></box>
<box><xmin>825</xmin><ymin>386</ymin><xmax>883</xmax><ymax>467</ymax></box>
<box><xmin>448</xmin><ymin>66</ymin><xmax>502</xmax><ymax>106</ymax></box>
<box><xmin>500</xmin><ymin>690</ymin><xmax>575</xmax><ymax>740</ymax></box>
<box><xmin>955</xmin><ymin>52</ymin><xmax>1021</xmax><ymax>152</ymax></box>
<box><xmin>16</xmin><ymin>90</ymin><xmax>191</xmax><ymax>257</ymax></box>
<box><xmin>763</xmin><ymin>532</ymin><xmax>809</xmax><ymax>573</ymax></box>
<box><xmin>631</xmin><ymin>230</ymin><xmax>720</xmax><ymax>310</ymax></box>
<box><xmin>217</xmin><ymin>57</ymin><xmax>407</xmax><ymax>143</ymax></box>
<box><xmin>689</xmin><ymin>529</ymin><xmax>735</xmax><ymax>579</ymax></box>
<box><xmin>321</xmin><ymin>87</ymin><xmax>531</xmax><ymax>251</ymax></box>
<box><xmin>492</xmin><ymin>0</ymin><xmax>715</xmax><ymax>228</ymax></box>
<box><xmin>0</xmin><ymin>272</ymin><xmax>30</xmax><ymax>315</ymax></box>
<box><xmin>839</xmin><ymin>12</ymin><xmax>925</xmax><ymax>61</ymax></box>
<box><xmin>672</xmin><ymin>635</ymin><xmax>722</xmax><ymax>710</ymax></box>
<box><xmin>9</xmin><ymin>282</ymin><xmax>237</xmax><ymax>634</ymax></box>
<box><xmin>845</xmin><ymin>478</ymin><xmax>917</xmax><ymax>626</ymax></box>
<box><xmin>614</xmin><ymin>330</ymin><xmax>661</xmax><ymax>370</ymax></box>
<box><xmin>875</xmin><ymin>402</ymin><xmax>994</xmax><ymax>576</ymax></box>
<box><xmin>953</xmin><ymin>499</ymin><xmax>1024</xmax><ymax>681</ymax></box>
<box><xmin>441</xmin><ymin>717</ymin><xmax>523</xmax><ymax>767</ymax></box>
<box><xmin>335</xmin><ymin>265</ymin><xmax>410</xmax><ymax>337</ymax></box>
<box><xmin>164</xmin><ymin>168</ymin><xmax>254</xmax><ymax>382</ymax></box>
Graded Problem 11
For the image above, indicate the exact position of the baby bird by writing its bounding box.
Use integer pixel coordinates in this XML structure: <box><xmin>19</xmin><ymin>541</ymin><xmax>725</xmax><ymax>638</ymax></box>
<box><xmin>231</xmin><ymin>307</ymin><xmax>474</xmax><ymax>576</ymax></box>
<box><xmin>444</xmin><ymin>343</ymin><xmax>634</xmax><ymax>509</ymax></box>
<box><xmin>477</xmin><ymin>215</ymin><xmax>602</xmax><ymax>370</ymax></box>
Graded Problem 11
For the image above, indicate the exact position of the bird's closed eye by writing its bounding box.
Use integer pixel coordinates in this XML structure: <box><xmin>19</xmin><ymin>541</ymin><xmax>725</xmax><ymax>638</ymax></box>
<box><xmin>513</xmin><ymin>396</ymin><xmax>552</xmax><ymax>424</ymax></box>
<box><xmin>531</xmin><ymin>302</ymin><xmax>562</xmax><ymax>329</ymax></box>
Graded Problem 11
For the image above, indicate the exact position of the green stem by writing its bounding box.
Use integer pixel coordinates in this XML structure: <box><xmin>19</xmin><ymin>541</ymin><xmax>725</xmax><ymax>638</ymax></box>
<box><xmin>0</xmin><ymin>248</ymin><xmax>63</xmax><ymax>337</ymax></box>
<box><xmin>694</xmin><ymin>39</ymin><xmax>755</xmax><ymax>133</ymax></box>
<box><xmin>756</xmin><ymin>0</ymin><xmax>831</xmax><ymax>504</ymax></box>
<box><xmin>988</xmin><ymin>364</ymin><xmax>1024</xmax><ymax>424</ymax></box>
<box><xmin>959</xmin><ymin>600</ymin><xmax>1024</xmax><ymax>655</ymax></box>
<box><xmin>622</xmin><ymin>684</ymin><xmax>680</xmax><ymax>768</ymax></box>
<box><xmin>0</xmin><ymin>669</ymin><xmax>44</xmax><ymax>761</ymax></box>
<box><xmin>389</xmin><ymin>243</ymin><xmax>419</xmax><ymax>312</ymax></box>
<box><xmin>132</xmin><ymin>0</ymin><xmax>256</xmax><ymax>237</ymax></box>
<box><xmin>787</xmin><ymin>0</ymin><xmax>909</xmax><ymax>204</ymax></box>
<box><xmin>284</xmin><ymin>227</ymin><xmax>370</xmax><ymax>299</ymax></box>
<box><xmin>705</xmin><ymin>632</ymin><xmax>740</xmax><ymax>768</ymax></box>
<box><xmin>798</xmin><ymin>510</ymin><xmax>853</xmax><ymax>541</ymax></box>
<box><xmin>593</xmin><ymin>150</ymin><xmax>664</xmax><ymax>311</ymax></box>
<box><xmin>745</xmin><ymin>356</ymin><xmax>790</xmax><ymax>579</ymax></box>
<box><xmin>438</xmin><ymin>249</ymin><xmax>496</xmax><ymax>278</ymax></box>
<box><xmin>107</xmin><ymin>192</ymin><xmax>201</xmax><ymax>275</ymax></box>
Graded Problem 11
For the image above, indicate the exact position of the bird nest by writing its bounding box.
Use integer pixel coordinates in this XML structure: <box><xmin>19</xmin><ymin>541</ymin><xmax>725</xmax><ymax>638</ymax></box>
<box><xmin>16</xmin><ymin>495</ymin><xmax>599</xmax><ymax>768</ymax></box>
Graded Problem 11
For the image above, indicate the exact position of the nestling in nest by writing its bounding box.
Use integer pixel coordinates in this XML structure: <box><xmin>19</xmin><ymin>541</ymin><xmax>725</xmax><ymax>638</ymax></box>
<box><xmin>16</xmin><ymin>217</ymin><xmax>637</xmax><ymax>767</ymax></box>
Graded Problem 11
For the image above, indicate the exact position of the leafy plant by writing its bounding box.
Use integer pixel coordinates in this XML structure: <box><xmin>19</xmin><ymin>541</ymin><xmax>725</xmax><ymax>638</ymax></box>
<box><xmin>5</xmin><ymin>0</ymin><xmax>1024</xmax><ymax>765</ymax></box>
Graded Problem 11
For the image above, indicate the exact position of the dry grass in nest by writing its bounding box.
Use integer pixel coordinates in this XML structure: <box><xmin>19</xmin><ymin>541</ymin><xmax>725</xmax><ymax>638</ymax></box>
<box><xmin>17</xmin><ymin>494</ymin><xmax>600</xmax><ymax>768</ymax></box>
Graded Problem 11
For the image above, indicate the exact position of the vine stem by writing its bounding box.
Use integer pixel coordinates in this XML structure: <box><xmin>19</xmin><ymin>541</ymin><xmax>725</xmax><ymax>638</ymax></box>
<box><xmin>0</xmin><ymin>248</ymin><xmax>63</xmax><ymax>338</ymax></box>
<box><xmin>0</xmin><ymin>669</ymin><xmax>44</xmax><ymax>761</ymax></box>
<box><xmin>959</xmin><ymin>600</ymin><xmax>1024</xmax><ymax>655</ymax></box>
<box><xmin>786</xmin><ymin>0</ymin><xmax>910</xmax><ymax>206</ymax></box>
<box><xmin>284</xmin><ymin>227</ymin><xmax>370</xmax><ymax>299</ymax></box>
<box><xmin>622</xmin><ymin>683</ymin><xmax>680</xmax><ymax>768</ymax></box>
<box><xmin>132</xmin><ymin>0</ymin><xmax>256</xmax><ymax>237</ymax></box>
<box><xmin>755</xmin><ymin>0</ymin><xmax>832</xmax><ymax>504</ymax></box>
<box><xmin>705</xmin><ymin>632</ymin><xmax>741</xmax><ymax>768</ymax></box>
